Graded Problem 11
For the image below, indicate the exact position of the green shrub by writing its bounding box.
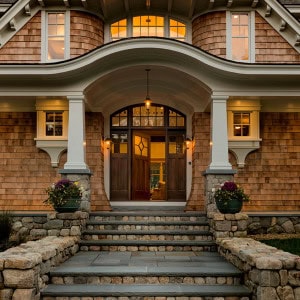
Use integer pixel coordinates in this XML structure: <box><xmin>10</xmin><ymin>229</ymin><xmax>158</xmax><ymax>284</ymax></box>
<box><xmin>261</xmin><ymin>238</ymin><xmax>300</xmax><ymax>256</ymax></box>
<box><xmin>0</xmin><ymin>211</ymin><xmax>13</xmax><ymax>242</ymax></box>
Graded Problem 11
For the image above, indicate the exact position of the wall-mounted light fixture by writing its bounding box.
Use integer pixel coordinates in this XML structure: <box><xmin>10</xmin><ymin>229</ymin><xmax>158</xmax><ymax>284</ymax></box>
<box><xmin>185</xmin><ymin>137</ymin><xmax>192</xmax><ymax>150</ymax></box>
<box><xmin>104</xmin><ymin>137</ymin><xmax>111</xmax><ymax>149</ymax></box>
<box><xmin>144</xmin><ymin>69</ymin><xmax>152</xmax><ymax>110</ymax></box>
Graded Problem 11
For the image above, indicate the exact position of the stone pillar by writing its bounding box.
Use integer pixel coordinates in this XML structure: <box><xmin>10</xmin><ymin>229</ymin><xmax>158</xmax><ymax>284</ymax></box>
<box><xmin>208</xmin><ymin>95</ymin><xmax>232</xmax><ymax>171</ymax></box>
<box><xmin>204</xmin><ymin>173</ymin><xmax>235</xmax><ymax>214</ymax></box>
<box><xmin>64</xmin><ymin>95</ymin><xmax>89</xmax><ymax>170</ymax></box>
<box><xmin>59</xmin><ymin>170</ymin><xmax>92</xmax><ymax>212</ymax></box>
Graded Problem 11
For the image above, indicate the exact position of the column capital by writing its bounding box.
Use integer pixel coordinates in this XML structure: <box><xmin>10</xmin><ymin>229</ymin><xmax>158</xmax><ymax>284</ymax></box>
<box><xmin>67</xmin><ymin>95</ymin><xmax>85</xmax><ymax>102</ymax></box>
<box><xmin>211</xmin><ymin>95</ymin><xmax>229</xmax><ymax>102</ymax></box>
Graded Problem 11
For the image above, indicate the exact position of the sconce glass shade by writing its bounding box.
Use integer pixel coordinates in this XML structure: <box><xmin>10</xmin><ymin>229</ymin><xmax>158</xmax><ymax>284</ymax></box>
<box><xmin>104</xmin><ymin>137</ymin><xmax>111</xmax><ymax>149</ymax></box>
<box><xmin>144</xmin><ymin>97</ymin><xmax>152</xmax><ymax>110</ymax></box>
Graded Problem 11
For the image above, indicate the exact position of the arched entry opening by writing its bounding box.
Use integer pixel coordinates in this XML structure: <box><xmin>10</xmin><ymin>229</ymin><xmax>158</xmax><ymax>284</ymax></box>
<box><xmin>110</xmin><ymin>103</ymin><xmax>187</xmax><ymax>202</ymax></box>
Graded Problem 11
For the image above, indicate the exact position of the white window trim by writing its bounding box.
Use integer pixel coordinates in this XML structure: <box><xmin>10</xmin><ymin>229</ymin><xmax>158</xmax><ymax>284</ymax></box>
<box><xmin>226</xmin><ymin>10</ymin><xmax>255</xmax><ymax>63</ymax></box>
<box><xmin>35</xmin><ymin>99</ymin><xmax>69</xmax><ymax>167</ymax></box>
<box><xmin>227</xmin><ymin>100</ymin><xmax>261</xmax><ymax>168</ymax></box>
<box><xmin>41</xmin><ymin>10</ymin><xmax>70</xmax><ymax>63</ymax></box>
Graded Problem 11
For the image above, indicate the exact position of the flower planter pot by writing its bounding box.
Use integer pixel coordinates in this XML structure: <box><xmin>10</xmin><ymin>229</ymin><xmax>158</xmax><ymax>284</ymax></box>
<box><xmin>215</xmin><ymin>198</ymin><xmax>243</xmax><ymax>214</ymax></box>
<box><xmin>54</xmin><ymin>198</ymin><xmax>80</xmax><ymax>213</ymax></box>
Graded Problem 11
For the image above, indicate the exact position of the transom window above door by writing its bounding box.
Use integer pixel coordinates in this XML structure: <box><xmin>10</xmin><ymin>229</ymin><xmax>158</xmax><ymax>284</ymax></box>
<box><xmin>111</xmin><ymin>104</ymin><xmax>185</xmax><ymax>128</ymax></box>
<box><xmin>110</xmin><ymin>15</ymin><xmax>187</xmax><ymax>42</ymax></box>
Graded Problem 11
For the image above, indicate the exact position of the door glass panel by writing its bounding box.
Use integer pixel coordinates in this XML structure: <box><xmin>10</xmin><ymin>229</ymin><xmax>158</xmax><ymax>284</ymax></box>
<box><xmin>168</xmin><ymin>135</ymin><xmax>184</xmax><ymax>154</ymax></box>
<box><xmin>134</xmin><ymin>135</ymin><xmax>148</xmax><ymax>157</ymax></box>
<box><xmin>150</xmin><ymin>136</ymin><xmax>166</xmax><ymax>200</ymax></box>
<box><xmin>111</xmin><ymin>133</ymin><xmax>128</xmax><ymax>154</ymax></box>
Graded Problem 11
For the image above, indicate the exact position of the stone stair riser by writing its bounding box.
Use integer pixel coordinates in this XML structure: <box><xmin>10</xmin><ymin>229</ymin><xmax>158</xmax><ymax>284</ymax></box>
<box><xmin>83</xmin><ymin>235</ymin><xmax>213</xmax><ymax>241</ymax></box>
<box><xmin>51</xmin><ymin>276</ymin><xmax>242</xmax><ymax>285</ymax></box>
<box><xmin>80</xmin><ymin>245</ymin><xmax>217</xmax><ymax>251</ymax></box>
<box><xmin>42</xmin><ymin>297</ymin><xmax>250</xmax><ymax>300</ymax></box>
<box><xmin>87</xmin><ymin>225</ymin><xmax>210</xmax><ymax>231</ymax></box>
<box><xmin>90</xmin><ymin>216</ymin><xmax>207</xmax><ymax>222</ymax></box>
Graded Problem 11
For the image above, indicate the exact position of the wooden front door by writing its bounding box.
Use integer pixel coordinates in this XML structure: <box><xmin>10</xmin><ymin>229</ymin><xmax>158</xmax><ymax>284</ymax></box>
<box><xmin>131</xmin><ymin>132</ymin><xmax>151</xmax><ymax>200</ymax></box>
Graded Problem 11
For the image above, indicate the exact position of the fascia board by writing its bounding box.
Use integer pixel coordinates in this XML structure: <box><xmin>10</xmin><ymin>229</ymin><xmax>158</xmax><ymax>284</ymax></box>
<box><xmin>0</xmin><ymin>38</ymin><xmax>299</xmax><ymax>79</ymax></box>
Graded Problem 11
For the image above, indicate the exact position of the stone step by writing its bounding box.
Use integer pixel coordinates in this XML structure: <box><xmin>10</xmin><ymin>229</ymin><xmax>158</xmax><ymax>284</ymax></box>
<box><xmin>82</xmin><ymin>230</ymin><xmax>213</xmax><ymax>241</ymax></box>
<box><xmin>89</xmin><ymin>211</ymin><xmax>207</xmax><ymax>222</ymax></box>
<box><xmin>79</xmin><ymin>240</ymin><xmax>217</xmax><ymax>252</ymax></box>
<box><xmin>41</xmin><ymin>284</ymin><xmax>251</xmax><ymax>299</ymax></box>
<box><xmin>86</xmin><ymin>220</ymin><xmax>210</xmax><ymax>231</ymax></box>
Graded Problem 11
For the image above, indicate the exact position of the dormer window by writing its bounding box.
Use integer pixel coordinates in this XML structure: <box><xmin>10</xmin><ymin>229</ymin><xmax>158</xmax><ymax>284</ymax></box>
<box><xmin>42</xmin><ymin>11</ymin><xmax>70</xmax><ymax>62</ymax></box>
<box><xmin>227</xmin><ymin>12</ymin><xmax>255</xmax><ymax>62</ymax></box>
<box><xmin>110</xmin><ymin>16</ymin><xmax>188</xmax><ymax>42</ymax></box>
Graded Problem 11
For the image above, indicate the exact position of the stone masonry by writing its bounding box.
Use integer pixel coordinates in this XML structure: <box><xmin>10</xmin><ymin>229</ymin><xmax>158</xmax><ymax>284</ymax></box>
<box><xmin>217</xmin><ymin>238</ymin><xmax>300</xmax><ymax>300</ymax></box>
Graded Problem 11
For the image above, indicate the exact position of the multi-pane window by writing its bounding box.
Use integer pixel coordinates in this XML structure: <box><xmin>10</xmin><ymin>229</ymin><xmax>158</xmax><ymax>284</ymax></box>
<box><xmin>132</xmin><ymin>106</ymin><xmax>164</xmax><ymax>127</ymax></box>
<box><xmin>227</xmin><ymin>12</ymin><xmax>253</xmax><ymax>62</ymax></box>
<box><xmin>169</xmin><ymin>109</ymin><xmax>185</xmax><ymax>127</ymax></box>
<box><xmin>133</xmin><ymin>16</ymin><xmax>164</xmax><ymax>37</ymax></box>
<box><xmin>110</xmin><ymin>16</ymin><xmax>187</xmax><ymax>41</ymax></box>
<box><xmin>231</xmin><ymin>13</ymin><xmax>249</xmax><ymax>61</ymax></box>
<box><xmin>112</xmin><ymin>109</ymin><xmax>128</xmax><ymax>127</ymax></box>
<box><xmin>45</xmin><ymin>112</ymin><xmax>63</xmax><ymax>136</ymax></box>
<box><xmin>47</xmin><ymin>12</ymin><xmax>66</xmax><ymax>61</ymax></box>
<box><xmin>233</xmin><ymin>112</ymin><xmax>250</xmax><ymax>136</ymax></box>
<box><xmin>169</xmin><ymin>19</ymin><xmax>186</xmax><ymax>41</ymax></box>
<box><xmin>111</xmin><ymin>105</ymin><xmax>185</xmax><ymax>128</ymax></box>
<box><xmin>111</xmin><ymin>19</ymin><xmax>127</xmax><ymax>41</ymax></box>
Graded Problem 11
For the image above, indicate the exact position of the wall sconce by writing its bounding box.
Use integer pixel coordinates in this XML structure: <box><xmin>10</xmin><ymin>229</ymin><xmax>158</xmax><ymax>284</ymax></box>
<box><xmin>185</xmin><ymin>137</ymin><xmax>192</xmax><ymax>150</ymax></box>
<box><xmin>104</xmin><ymin>137</ymin><xmax>111</xmax><ymax>149</ymax></box>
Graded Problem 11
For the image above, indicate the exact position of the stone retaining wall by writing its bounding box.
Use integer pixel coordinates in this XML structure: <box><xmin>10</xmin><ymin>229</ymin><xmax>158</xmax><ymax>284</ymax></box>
<box><xmin>0</xmin><ymin>236</ymin><xmax>79</xmax><ymax>300</ymax></box>
<box><xmin>247</xmin><ymin>215</ymin><xmax>300</xmax><ymax>235</ymax></box>
<box><xmin>11</xmin><ymin>211</ymin><xmax>88</xmax><ymax>244</ymax></box>
<box><xmin>217</xmin><ymin>237</ymin><xmax>300</xmax><ymax>300</ymax></box>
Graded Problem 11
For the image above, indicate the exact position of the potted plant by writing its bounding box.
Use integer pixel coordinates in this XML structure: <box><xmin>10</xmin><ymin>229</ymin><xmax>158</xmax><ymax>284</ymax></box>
<box><xmin>44</xmin><ymin>179</ymin><xmax>83</xmax><ymax>212</ymax></box>
<box><xmin>213</xmin><ymin>181</ymin><xmax>249</xmax><ymax>214</ymax></box>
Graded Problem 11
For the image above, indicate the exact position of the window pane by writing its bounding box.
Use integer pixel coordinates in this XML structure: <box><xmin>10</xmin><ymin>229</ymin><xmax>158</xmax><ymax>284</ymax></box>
<box><xmin>45</xmin><ymin>112</ymin><xmax>63</xmax><ymax>136</ymax></box>
<box><xmin>233</xmin><ymin>112</ymin><xmax>250</xmax><ymax>136</ymax></box>
<box><xmin>111</xmin><ymin>19</ymin><xmax>127</xmax><ymax>40</ymax></box>
<box><xmin>48</xmin><ymin>38</ymin><xmax>65</xmax><ymax>60</ymax></box>
<box><xmin>57</xmin><ymin>13</ymin><xmax>65</xmax><ymax>24</ymax></box>
<box><xmin>231</xmin><ymin>13</ymin><xmax>249</xmax><ymax>61</ymax></box>
<box><xmin>47</xmin><ymin>13</ymin><xmax>65</xmax><ymax>61</ymax></box>
<box><xmin>232</xmin><ymin>38</ymin><xmax>249</xmax><ymax>61</ymax></box>
<box><xmin>111</xmin><ymin>133</ymin><xmax>128</xmax><ymax>154</ymax></box>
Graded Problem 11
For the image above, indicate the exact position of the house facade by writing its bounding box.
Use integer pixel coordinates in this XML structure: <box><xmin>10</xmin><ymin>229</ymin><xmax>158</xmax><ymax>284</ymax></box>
<box><xmin>0</xmin><ymin>0</ymin><xmax>299</xmax><ymax>213</ymax></box>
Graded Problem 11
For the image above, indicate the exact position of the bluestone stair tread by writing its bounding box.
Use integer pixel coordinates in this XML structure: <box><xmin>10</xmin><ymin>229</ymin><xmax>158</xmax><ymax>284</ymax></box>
<box><xmin>42</xmin><ymin>284</ymin><xmax>251</xmax><ymax>297</ymax></box>
<box><xmin>90</xmin><ymin>211</ymin><xmax>206</xmax><ymax>217</ymax></box>
<box><xmin>50</xmin><ymin>266</ymin><xmax>242</xmax><ymax>277</ymax></box>
<box><xmin>80</xmin><ymin>239</ymin><xmax>216</xmax><ymax>246</ymax></box>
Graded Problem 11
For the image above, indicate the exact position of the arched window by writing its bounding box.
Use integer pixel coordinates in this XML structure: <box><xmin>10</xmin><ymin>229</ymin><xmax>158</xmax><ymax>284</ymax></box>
<box><xmin>111</xmin><ymin>104</ymin><xmax>185</xmax><ymax>128</ymax></box>
<box><xmin>110</xmin><ymin>16</ymin><xmax>187</xmax><ymax>42</ymax></box>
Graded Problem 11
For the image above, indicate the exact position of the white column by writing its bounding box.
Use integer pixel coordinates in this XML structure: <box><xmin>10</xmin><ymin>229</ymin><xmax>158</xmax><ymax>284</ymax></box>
<box><xmin>64</xmin><ymin>95</ymin><xmax>89</xmax><ymax>170</ymax></box>
<box><xmin>208</xmin><ymin>95</ymin><xmax>232</xmax><ymax>170</ymax></box>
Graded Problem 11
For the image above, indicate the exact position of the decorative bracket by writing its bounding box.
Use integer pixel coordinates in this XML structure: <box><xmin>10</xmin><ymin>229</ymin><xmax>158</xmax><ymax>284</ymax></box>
<box><xmin>9</xmin><ymin>19</ymin><xmax>16</xmax><ymax>30</ymax></box>
<box><xmin>280</xmin><ymin>19</ymin><xmax>287</xmax><ymax>31</ymax></box>
<box><xmin>265</xmin><ymin>5</ymin><xmax>272</xmax><ymax>17</ymax></box>
<box><xmin>229</xmin><ymin>140</ymin><xmax>261</xmax><ymax>168</ymax></box>
<box><xmin>24</xmin><ymin>4</ymin><xmax>31</xmax><ymax>16</ymax></box>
